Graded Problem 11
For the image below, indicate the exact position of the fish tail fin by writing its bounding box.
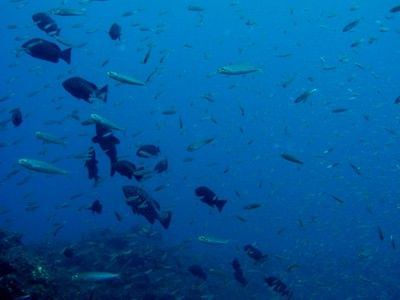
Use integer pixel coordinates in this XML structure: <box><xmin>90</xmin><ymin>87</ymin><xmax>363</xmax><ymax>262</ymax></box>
<box><xmin>96</xmin><ymin>85</ymin><xmax>108</xmax><ymax>102</ymax></box>
<box><xmin>215</xmin><ymin>199</ymin><xmax>227</xmax><ymax>212</ymax></box>
<box><xmin>160</xmin><ymin>211</ymin><xmax>172</xmax><ymax>229</ymax></box>
<box><xmin>61</xmin><ymin>48</ymin><xmax>72</xmax><ymax>64</ymax></box>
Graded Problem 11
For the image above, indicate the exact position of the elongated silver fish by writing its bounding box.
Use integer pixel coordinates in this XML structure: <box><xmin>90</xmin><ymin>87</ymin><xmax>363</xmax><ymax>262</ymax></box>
<box><xmin>18</xmin><ymin>158</ymin><xmax>68</xmax><ymax>175</ymax></box>
<box><xmin>72</xmin><ymin>272</ymin><xmax>120</xmax><ymax>282</ymax></box>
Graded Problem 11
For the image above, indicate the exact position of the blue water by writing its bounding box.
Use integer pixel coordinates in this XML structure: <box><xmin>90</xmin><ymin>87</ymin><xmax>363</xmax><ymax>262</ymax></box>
<box><xmin>1</xmin><ymin>0</ymin><xmax>400</xmax><ymax>299</ymax></box>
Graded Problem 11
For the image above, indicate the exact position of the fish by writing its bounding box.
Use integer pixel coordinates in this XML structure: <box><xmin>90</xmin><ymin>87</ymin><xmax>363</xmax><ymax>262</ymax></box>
<box><xmin>187</xmin><ymin>138</ymin><xmax>214</xmax><ymax>152</ymax></box>
<box><xmin>390</xmin><ymin>5</ymin><xmax>400</xmax><ymax>13</ymax></box>
<box><xmin>18</xmin><ymin>158</ymin><xmax>67</xmax><ymax>175</ymax></box>
<box><xmin>232</xmin><ymin>259</ymin><xmax>247</xmax><ymax>286</ymax></box>
<box><xmin>123</xmin><ymin>185</ymin><xmax>172</xmax><ymax>229</ymax></box>
<box><xmin>188</xmin><ymin>265</ymin><xmax>207</xmax><ymax>280</ymax></box>
<box><xmin>217</xmin><ymin>64</ymin><xmax>261</xmax><ymax>75</ymax></box>
<box><xmin>35</xmin><ymin>131</ymin><xmax>66</xmax><ymax>145</ymax></box>
<box><xmin>88</xmin><ymin>199</ymin><xmax>102</xmax><ymax>214</ymax></box>
<box><xmin>109</xmin><ymin>23</ymin><xmax>121</xmax><ymax>40</ymax></box>
<box><xmin>62</xmin><ymin>77</ymin><xmax>108</xmax><ymax>103</ymax></box>
<box><xmin>349</xmin><ymin>163</ymin><xmax>362</xmax><ymax>176</ymax></box>
<box><xmin>195</xmin><ymin>186</ymin><xmax>227</xmax><ymax>212</ymax></box>
<box><xmin>378</xmin><ymin>226</ymin><xmax>384</xmax><ymax>241</ymax></box>
<box><xmin>142</xmin><ymin>46</ymin><xmax>152</xmax><ymax>64</ymax></box>
<box><xmin>22</xmin><ymin>38</ymin><xmax>71</xmax><ymax>64</ymax></box>
<box><xmin>111</xmin><ymin>160</ymin><xmax>143</xmax><ymax>181</ymax></box>
<box><xmin>342</xmin><ymin>20</ymin><xmax>360</xmax><ymax>32</ymax></box>
<box><xmin>243</xmin><ymin>203</ymin><xmax>262</xmax><ymax>210</ymax></box>
<box><xmin>281</xmin><ymin>153</ymin><xmax>303</xmax><ymax>165</ymax></box>
<box><xmin>136</xmin><ymin>145</ymin><xmax>160</xmax><ymax>158</ymax></box>
<box><xmin>72</xmin><ymin>272</ymin><xmax>120</xmax><ymax>282</ymax></box>
<box><xmin>10</xmin><ymin>108</ymin><xmax>22</xmax><ymax>127</ymax></box>
<box><xmin>294</xmin><ymin>88</ymin><xmax>317</xmax><ymax>103</ymax></box>
<box><xmin>390</xmin><ymin>235</ymin><xmax>396</xmax><ymax>250</ymax></box>
<box><xmin>331</xmin><ymin>195</ymin><xmax>344</xmax><ymax>204</ymax></box>
<box><xmin>187</xmin><ymin>5</ymin><xmax>205</xmax><ymax>12</ymax></box>
<box><xmin>264</xmin><ymin>277</ymin><xmax>293</xmax><ymax>299</ymax></box>
<box><xmin>197</xmin><ymin>235</ymin><xmax>229</xmax><ymax>245</ymax></box>
<box><xmin>154</xmin><ymin>159</ymin><xmax>168</xmax><ymax>173</ymax></box>
<box><xmin>88</xmin><ymin>114</ymin><xmax>123</xmax><ymax>131</ymax></box>
<box><xmin>62</xmin><ymin>246</ymin><xmax>74</xmax><ymax>258</ymax></box>
<box><xmin>244</xmin><ymin>244</ymin><xmax>268</xmax><ymax>262</ymax></box>
<box><xmin>394</xmin><ymin>96</ymin><xmax>400</xmax><ymax>104</ymax></box>
<box><xmin>84</xmin><ymin>147</ymin><xmax>99</xmax><ymax>183</ymax></box>
<box><xmin>92</xmin><ymin>124</ymin><xmax>120</xmax><ymax>169</ymax></box>
<box><xmin>50</xmin><ymin>8</ymin><xmax>86</xmax><ymax>16</ymax></box>
<box><xmin>331</xmin><ymin>108</ymin><xmax>348</xmax><ymax>113</ymax></box>
<box><xmin>107</xmin><ymin>71</ymin><xmax>145</xmax><ymax>86</ymax></box>
<box><xmin>32</xmin><ymin>12</ymin><xmax>60</xmax><ymax>36</ymax></box>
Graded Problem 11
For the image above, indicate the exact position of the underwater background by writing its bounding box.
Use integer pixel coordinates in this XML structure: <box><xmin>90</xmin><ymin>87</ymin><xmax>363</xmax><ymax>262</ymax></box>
<box><xmin>1</xmin><ymin>0</ymin><xmax>400</xmax><ymax>299</ymax></box>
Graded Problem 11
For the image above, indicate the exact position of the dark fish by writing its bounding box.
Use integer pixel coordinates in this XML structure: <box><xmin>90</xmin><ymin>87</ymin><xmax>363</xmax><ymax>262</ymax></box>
<box><xmin>92</xmin><ymin>124</ymin><xmax>120</xmax><ymax>169</ymax></box>
<box><xmin>378</xmin><ymin>226</ymin><xmax>384</xmax><ymax>241</ymax></box>
<box><xmin>10</xmin><ymin>108</ymin><xmax>22</xmax><ymax>127</ymax></box>
<box><xmin>32</xmin><ymin>12</ymin><xmax>60</xmax><ymax>36</ymax></box>
<box><xmin>109</xmin><ymin>23</ymin><xmax>121</xmax><ymax>40</ymax></box>
<box><xmin>62</xmin><ymin>246</ymin><xmax>74</xmax><ymax>258</ymax></box>
<box><xmin>188</xmin><ymin>264</ymin><xmax>207</xmax><ymax>280</ymax></box>
<box><xmin>143</xmin><ymin>46</ymin><xmax>152</xmax><ymax>64</ymax></box>
<box><xmin>195</xmin><ymin>186</ymin><xmax>227</xmax><ymax>212</ymax></box>
<box><xmin>22</xmin><ymin>38</ymin><xmax>71</xmax><ymax>64</ymax></box>
<box><xmin>111</xmin><ymin>160</ymin><xmax>143</xmax><ymax>181</ymax></box>
<box><xmin>391</xmin><ymin>235</ymin><xmax>396</xmax><ymax>250</ymax></box>
<box><xmin>342</xmin><ymin>20</ymin><xmax>360</xmax><ymax>32</ymax></box>
<box><xmin>231</xmin><ymin>258</ymin><xmax>247</xmax><ymax>286</ymax></box>
<box><xmin>123</xmin><ymin>185</ymin><xmax>172</xmax><ymax>229</ymax></box>
<box><xmin>349</xmin><ymin>163</ymin><xmax>362</xmax><ymax>176</ymax></box>
<box><xmin>331</xmin><ymin>108</ymin><xmax>348</xmax><ymax>113</ymax></box>
<box><xmin>244</xmin><ymin>244</ymin><xmax>268</xmax><ymax>262</ymax></box>
<box><xmin>294</xmin><ymin>88</ymin><xmax>317</xmax><ymax>103</ymax></box>
<box><xmin>114</xmin><ymin>211</ymin><xmax>123</xmax><ymax>222</ymax></box>
<box><xmin>331</xmin><ymin>195</ymin><xmax>344</xmax><ymax>204</ymax></box>
<box><xmin>390</xmin><ymin>5</ymin><xmax>400</xmax><ymax>13</ymax></box>
<box><xmin>281</xmin><ymin>153</ymin><xmax>303</xmax><ymax>165</ymax></box>
<box><xmin>264</xmin><ymin>276</ymin><xmax>293</xmax><ymax>299</ymax></box>
<box><xmin>136</xmin><ymin>145</ymin><xmax>160</xmax><ymax>158</ymax></box>
<box><xmin>154</xmin><ymin>158</ymin><xmax>168</xmax><ymax>173</ymax></box>
<box><xmin>62</xmin><ymin>76</ymin><xmax>108</xmax><ymax>103</ymax></box>
<box><xmin>89</xmin><ymin>199</ymin><xmax>102</xmax><ymax>214</ymax></box>
<box><xmin>394</xmin><ymin>96</ymin><xmax>400</xmax><ymax>104</ymax></box>
<box><xmin>84</xmin><ymin>147</ymin><xmax>99</xmax><ymax>183</ymax></box>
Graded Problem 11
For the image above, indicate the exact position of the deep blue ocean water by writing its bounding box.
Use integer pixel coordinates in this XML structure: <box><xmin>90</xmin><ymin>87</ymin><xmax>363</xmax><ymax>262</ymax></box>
<box><xmin>1</xmin><ymin>0</ymin><xmax>400</xmax><ymax>299</ymax></box>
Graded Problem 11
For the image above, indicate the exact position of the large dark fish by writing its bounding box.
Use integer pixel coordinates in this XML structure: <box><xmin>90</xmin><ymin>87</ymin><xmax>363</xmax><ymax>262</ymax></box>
<box><xmin>154</xmin><ymin>158</ymin><xmax>168</xmax><ymax>173</ymax></box>
<box><xmin>122</xmin><ymin>185</ymin><xmax>172</xmax><ymax>229</ymax></box>
<box><xmin>136</xmin><ymin>145</ymin><xmax>160</xmax><ymax>158</ymax></box>
<box><xmin>195</xmin><ymin>186</ymin><xmax>227</xmax><ymax>212</ymax></box>
<box><xmin>264</xmin><ymin>277</ymin><xmax>293</xmax><ymax>299</ymax></box>
<box><xmin>111</xmin><ymin>160</ymin><xmax>143</xmax><ymax>181</ymax></box>
<box><xmin>188</xmin><ymin>265</ymin><xmax>207</xmax><ymax>280</ymax></box>
<box><xmin>32</xmin><ymin>12</ymin><xmax>60</xmax><ymax>36</ymax></box>
<box><xmin>231</xmin><ymin>259</ymin><xmax>247</xmax><ymax>286</ymax></box>
<box><xmin>10</xmin><ymin>108</ymin><xmax>22</xmax><ymax>127</ymax></box>
<box><xmin>92</xmin><ymin>123</ymin><xmax>119</xmax><ymax>168</ymax></box>
<box><xmin>62</xmin><ymin>77</ymin><xmax>108</xmax><ymax>103</ymax></box>
<box><xmin>84</xmin><ymin>146</ymin><xmax>99</xmax><ymax>183</ymax></box>
<box><xmin>89</xmin><ymin>199</ymin><xmax>102</xmax><ymax>214</ymax></box>
<box><xmin>109</xmin><ymin>23</ymin><xmax>121</xmax><ymax>40</ymax></box>
<box><xmin>390</xmin><ymin>5</ymin><xmax>400</xmax><ymax>13</ymax></box>
<box><xmin>244</xmin><ymin>244</ymin><xmax>268</xmax><ymax>262</ymax></box>
<box><xmin>22</xmin><ymin>38</ymin><xmax>71</xmax><ymax>64</ymax></box>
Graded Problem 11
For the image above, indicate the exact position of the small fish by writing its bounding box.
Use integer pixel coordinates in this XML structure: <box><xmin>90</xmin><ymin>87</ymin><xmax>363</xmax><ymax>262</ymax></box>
<box><xmin>143</xmin><ymin>46</ymin><xmax>152</xmax><ymax>64</ymax></box>
<box><xmin>342</xmin><ymin>20</ymin><xmax>360</xmax><ymax>32</ymax></box>
<box><xmin>187</xmin><ymin>5</ymin><xmax>205</xmax><ymax>12</ymax></box>
<box><xmin>331</xmin><ymin>108</ymin><xmax>348</xmax><ymax>113</ymax></box>
<box><xmin>49</xmin><ymin>8</ymin><xmax>86</xmax><ymax>16</ymax></box>
<box><xmin>349</xmin><ymin>163</ymin><xmax>362</xmax><ymax>176</ymax></box>
<box><xmin>89</xmin><ymin>113</ymin><xmax>124</xmax><ymax>131</ymax></box>
<box><xmin>391</xmin><ymin>235</ymin><xmax>396</xmax><ymax>249</ymax></box>
<box><xmin>390</xmin><ymin>5</ymin><xmax>400</xmax><ymax>13</ymax></box>
<box><xmin>281</xmin><ymin>153</ymin><xmax>303</xmax><ymax>165</ymax></box>
<box><xmin>187</xmin><ymin>138</ymin><xmax>214</xmax><ymax>152</ymax></box>
<box><xmin>88</xmin><ymin>199</ymin><xmax>102</xmax><ymax>214</ymax></box>
<box><xmin>198</xmin><ymin>235</ymin><xmax>229</xmax><ymax>245</ymax></box>
<box><xmin>154</xmin><ymin>159</ymin><xmax>168</xmax><ymax>173</ymax></box>
<box><xmin>217</xmin><ymin>64</ymin><xmax>261</xmax><ymax>75</ymax></box>
<box><xmin>378</xmin><ymin>226</ymin><xmax>384</xmax><ymax>241</ymax></box>
<box><xmin>107</xmin><ymin>71</ymin><xmax>145</xmax><ymax>86</ymax></box>
<box><xmin>18</xmin><ymin>158</ymin><xmax>67</xmax><ymax>175</ymax></box>
<box><xmin>136</xmin><ymin>145</ymin><xmax>160</xmax><ymax>158</ymax></box>
<box><xmin>243</xmin><ymin>203</ymin><xmax>262</xmax><ymax>210</ymax></box>
<box><xmin>294</xmin><ymin>88</ymin><xmax>317</xmax><ymax>103</ymax></box>
<box><xmin>331</xmin><ymin>195</ymin><xmax>344</xmax><ymax>204</ymax></box>
<box><xmin>72</xmin><ymin>272</ymin><xmax>120</xmax><ymax>282</ymax></box>
<box><xmin>244</xmin><ymin>244</ymin><xmax>268</xmax><ymax>262</ymax></box>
